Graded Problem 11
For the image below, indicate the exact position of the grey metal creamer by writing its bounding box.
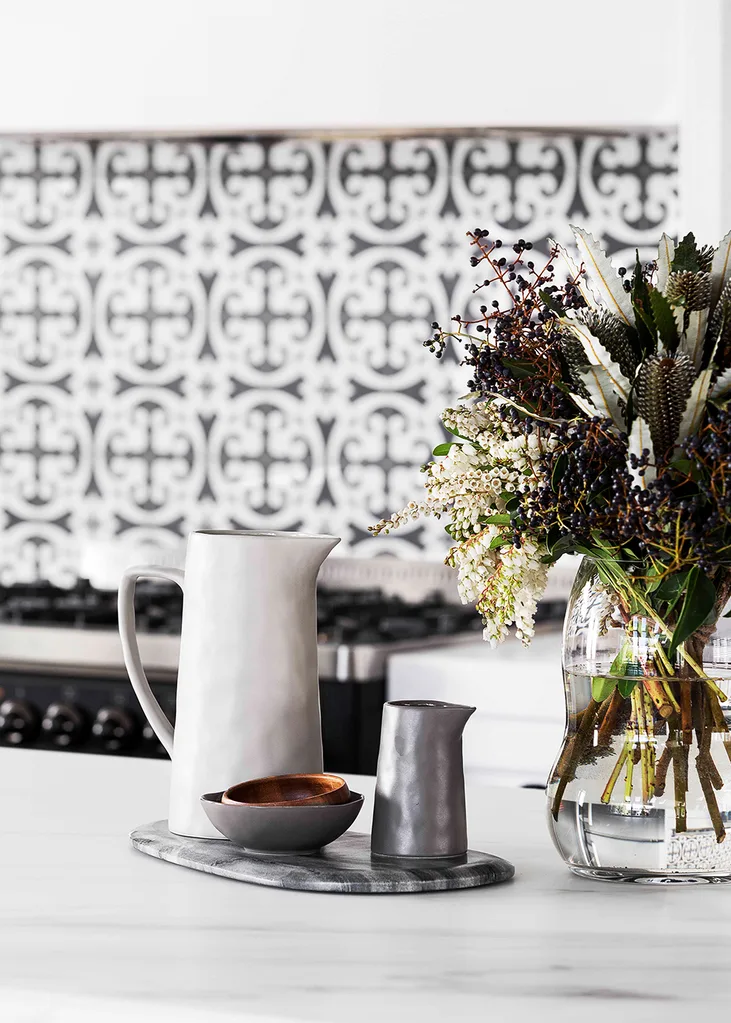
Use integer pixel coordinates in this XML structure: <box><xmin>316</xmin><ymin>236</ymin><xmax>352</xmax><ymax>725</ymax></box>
<box><xmin>371</xmin><ymin>700</ymin><xmax>476</xmax><ymax>862</ymax></box>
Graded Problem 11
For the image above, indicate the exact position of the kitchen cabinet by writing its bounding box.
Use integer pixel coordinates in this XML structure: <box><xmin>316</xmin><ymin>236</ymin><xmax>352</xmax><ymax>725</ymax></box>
<box><xmin>0</xmin><ymin>0</ymin><xmax>680</xmax><ymax>135</ymax></box>
<box><xmin>2</xmin><ymin>2</ymin><xmax>730</xmax><ymax>239</ymax></box>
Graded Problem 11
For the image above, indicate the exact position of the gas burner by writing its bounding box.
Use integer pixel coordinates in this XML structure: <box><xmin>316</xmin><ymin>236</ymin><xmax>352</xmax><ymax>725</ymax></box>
<box><xmin>0</xmin><ymin>579</ymin><xmax>564</xmax><ymax>644</ymax></box>
<box><xmin>316</xmin><ymin>588</ymin><xmax>481</xmax><ymax>644</ymax></box>
<box><xmin>0</xmin><ymin>579</ymin><xmax>183</xmax><ymax>634</ymax></box>
<box><xmin>0</xmin><ymin>580</ymin><xmax>485</xmax><ymax>643</ymax></box>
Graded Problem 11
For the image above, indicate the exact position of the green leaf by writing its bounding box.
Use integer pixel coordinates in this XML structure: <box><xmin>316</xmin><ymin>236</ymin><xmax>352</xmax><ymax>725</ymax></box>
<box><xmin>550</xmin><ymin>532</ymin><xmax>575</xmax><ymax>559</ymax></box>
<box><xmin>504</xmin><ymin>496</ymin><xmax>520</xmax><ymax>513</ymax></box>
<box><xmin>432</xmin><ymin>443</ymin><xmax>454</xmax><ymax>456</ymax></box>
<box><xmin>502</xmin><ymin>357</ymin><xmax>535</xmax><ymax>380</ymax></box>
<box><xmin>651</xmin><ymin>571</ymin><xmax>689</xmax><ymax>614</ymax></box>
<box><xmin>540</xmin><ymin>288</ymin><xmax>563</xmax><ymax>315</ymax></box>
<box><xmin>546</xmin><ymin>524</ymin><xmax>562</xmax><ymax>549</ymax></box>
<box><xmin>619</xmin><ymin>547</ymin><xmax>640</xmax><ymax>560</ymax></box>
<box><xmin>631</xmin><ymin>252</ymin><xmax>655</xmax><ymax>354</ymax></box>
<box><xmin>488</xmin><ymin>535</ymin><xmax>507</xmax><ymax>551</ymax></box>
<box><xmin>671</xmin><ymin>232</ymin><xmax>700</xmax><ymax>273</ymax></box>
<box><xmin>592</xmin><ymin>676</ymin><xmax>616</xmax><ymax>702</ymax></box>
<box><xmin>668</xmin><ymin>565</ymin><xmax>717</xmax><ymax>658</ymax></box>
<box><xmin>649</xmin><ymin>288</ymin><xmax>678</xmax><ymax>349</ymax></box>
<box><xmin>670</xmin><ymin>457</ymin><xmax>701</xmax><ymax>482</ymax></box>
<box><xmin>608</xmin><ymin>642</ymin><xmax>639</xmax><ymax>697</ymax></box>
<box><xmin>444</xmin><ymin>424</ymin><xmax>471</xmax><ymax>441</ymax></box>
<box><xmin>482</xmin><ymin>513</ymin><xmax>511</xmax><ymax>525</ymax></box>
<box><xmin>633</xmin><ymin>307</ymin><xmax>657</xmax><ymax>353</ymax></box>
<box><xmin>623</xmin><ymin>389</ymin><xmax>635</xmax><ymax>428</ymax></box>
<box><xmin>551</xmin><ymin>453</ymin><xmax>568</xmax><ymax>493</ymax></box>
<box><xmin>644</xmin><ymin>563</ymin><xmax>662</xmax><ymax>588</ymax></box>
<box><xmin>618</xmin><ymin>677</ymin><xmax>639</xmax><ymax>698</ymax></box>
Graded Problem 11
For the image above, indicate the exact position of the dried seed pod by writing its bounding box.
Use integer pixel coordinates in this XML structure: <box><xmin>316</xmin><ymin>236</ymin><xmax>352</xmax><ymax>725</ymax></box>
<box><xmin>697</xmin><ymin>244</ymin><xmax>715</xmax><ymax>272</ymax></box>
<box><xmin>635</xmin><ymin>354</ymin><xmax>695</xmax><ymax>458</ymax></box>
<box><xmin>665</xmin><ymin>270</ymin><xmax>713</xmax><ymax>310</ymax></box>
<box><xmin>580</xmin><ymin>309</ymin><xmax>639</xmax><ymax>378</ymax></box>
<box><xmin>706</xmin><ymin>277</ymin><xmax>731</xmax><ymax>366</ymax></box>
<box><xmin>559</xmin><ymin>334</ymin><xmax>591</xmax><ymax>398</ymax></box>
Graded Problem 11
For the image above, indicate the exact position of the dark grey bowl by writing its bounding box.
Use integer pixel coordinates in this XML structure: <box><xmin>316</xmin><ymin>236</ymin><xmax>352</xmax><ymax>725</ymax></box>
<box><xmin>201</xmin><ymin>790</ymin><xmax>364</xmax><ymax>854</ymax></box>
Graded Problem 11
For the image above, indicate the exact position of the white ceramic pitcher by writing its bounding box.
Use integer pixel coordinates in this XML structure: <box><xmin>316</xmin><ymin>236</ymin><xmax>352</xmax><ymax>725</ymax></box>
<box><xmin>118</xmin><ymin>529</ymin><xmax>340</xmax><ymax>838</ymax></box>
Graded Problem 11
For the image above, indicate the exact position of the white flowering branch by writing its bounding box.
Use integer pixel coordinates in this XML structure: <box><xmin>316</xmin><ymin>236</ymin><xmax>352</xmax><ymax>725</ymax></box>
<box><xmin>370</xmin><ymin>400</ymin><xmax>555</xmax><ymax>645</ymax></box>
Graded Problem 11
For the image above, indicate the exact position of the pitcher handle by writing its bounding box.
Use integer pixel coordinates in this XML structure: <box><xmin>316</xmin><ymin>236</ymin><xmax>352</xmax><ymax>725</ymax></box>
<box><xmin>118</xmin><ymin>565</ymin><xmax>184</xmax><ymax>756</ymax></box>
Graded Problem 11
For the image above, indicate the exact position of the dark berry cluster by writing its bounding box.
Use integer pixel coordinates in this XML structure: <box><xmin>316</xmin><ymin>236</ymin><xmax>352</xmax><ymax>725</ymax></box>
<box><xmin>518</xmin><ymin>419</ymin><xmax>643</xmax><ymax>551</ymax></box>
<box><xmin>425</xmin><ymin>229</ymin><xmax>590</xmax><ymax>418</ymax></box>
<box><xmin>648</xmin><ymin>406</ymin><xmax>731</xmax><ymax>572</ymax></box>
<box><xmin>517</xmin><ymin>407</ymin><xmax>731</xmax><ymax>575</ymax></box>
<box><xmin>425</xmin><ymin>228</ymin><xmax>731</xmax><ymax>580</ymax></box>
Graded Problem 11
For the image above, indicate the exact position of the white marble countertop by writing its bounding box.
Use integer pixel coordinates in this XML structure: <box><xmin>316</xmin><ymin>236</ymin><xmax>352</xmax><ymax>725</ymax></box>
<box><xmin>1</xmin><ymin>748</ymin><xmax>729</xmax><ymax>1023</ymax></box>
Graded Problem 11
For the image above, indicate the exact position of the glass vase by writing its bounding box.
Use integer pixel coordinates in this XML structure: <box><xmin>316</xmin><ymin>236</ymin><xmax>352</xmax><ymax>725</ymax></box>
<box><xmin>547</xmin><ymin>557</ymin><xmax>731</xmax><ymax>883</ymax></box>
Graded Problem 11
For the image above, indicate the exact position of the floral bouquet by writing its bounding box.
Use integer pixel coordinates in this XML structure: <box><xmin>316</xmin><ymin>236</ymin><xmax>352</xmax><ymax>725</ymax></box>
<box><xmin>372</xmin><ymin>226</ymin><xmax>731</xmax><ymax>868</ymax></box>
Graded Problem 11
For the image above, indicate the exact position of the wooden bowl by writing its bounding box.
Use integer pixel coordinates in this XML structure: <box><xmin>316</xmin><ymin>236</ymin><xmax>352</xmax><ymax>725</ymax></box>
<box><xmin>221</xmin><ymin>773</ymin><xmax>350</xmax><ymax>808</ymax></box>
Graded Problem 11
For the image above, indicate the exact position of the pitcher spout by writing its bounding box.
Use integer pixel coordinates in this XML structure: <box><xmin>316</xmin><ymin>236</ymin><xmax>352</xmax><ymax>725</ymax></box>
<box><xmin>192</xmin><ymin>528</ymin><xmax>340</xmax><ymax>575</ymax></box>
<box><xmin>291</xmin><ymin>532</ymin><xmax>341</xmax><ymax>574</ymax></box>
<box><xmin>388</xmin><ymin>700</ymin><xmax>476</xmax><ymax>736</ymax></box>
<box><xmin>309</xmin><ymin>533</ymin><xmax>341</xmax><ymax>566</ymax></box>
<box><xmin>450</xmin><ymin>703</ymin><xmax>477</xmax><ymax>735</ymax></box>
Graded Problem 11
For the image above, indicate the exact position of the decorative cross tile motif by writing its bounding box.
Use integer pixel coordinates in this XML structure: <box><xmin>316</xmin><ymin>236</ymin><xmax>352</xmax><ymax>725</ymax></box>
<box><xmin>0</xmin><ymin>133</ymin><xmax>678</xmax><ymax>584</ymax></box>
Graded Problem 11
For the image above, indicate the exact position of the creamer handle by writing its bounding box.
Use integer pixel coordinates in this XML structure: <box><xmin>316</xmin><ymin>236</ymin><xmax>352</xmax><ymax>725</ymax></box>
<box><xmin>118</xmin><ymin>565</ymin><xmax>184</xmax><ymax>756</ymax></box>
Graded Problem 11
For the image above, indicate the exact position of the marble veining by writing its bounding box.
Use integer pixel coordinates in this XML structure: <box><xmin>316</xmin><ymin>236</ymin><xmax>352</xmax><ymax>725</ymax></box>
<box><xmin>130</xmin><ymin>821</ymin><xmax>515</xmax><ymax>893</ymax></box>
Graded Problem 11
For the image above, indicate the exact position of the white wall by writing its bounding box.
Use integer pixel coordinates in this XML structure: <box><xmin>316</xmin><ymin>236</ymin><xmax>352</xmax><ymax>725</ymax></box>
<box><xmin>678</xmin><ymin>0</ymin><xmax>731</xmax><ymax>242</ymax></box>
<box><xmin>0</xmin><ymin>0</ymin><xmax>680</xmax><ymax>135</ymax></box>
<box><xmin>3</xmin><ymin>1</ymin><xmax>731</xmax><ymax>255</ymax></box>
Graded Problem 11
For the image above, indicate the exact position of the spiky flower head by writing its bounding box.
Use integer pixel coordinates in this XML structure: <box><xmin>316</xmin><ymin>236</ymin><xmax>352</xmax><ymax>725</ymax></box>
<box><xmin>635</xmin><ymin>354</ymin><xmax>695</xmax><ymax>459</ymax></box>
<box><xmin>580</xmin><ymin>308</ymin><xmax>639</xmax><ymax>378</ymax></box>
<box><xmin>697</xmin><ymin>244</ymin><xmax>715</xmax><ymax>272</ymax></box>
<box><xmin>665</xmin><ymin>270</ymin><xmax>712</xmax><ymax>310</ymax></box>
<box><xmin>559</xmin><ymin>334</ymin><xmax>590</xmax><ymax>397</ymax></box>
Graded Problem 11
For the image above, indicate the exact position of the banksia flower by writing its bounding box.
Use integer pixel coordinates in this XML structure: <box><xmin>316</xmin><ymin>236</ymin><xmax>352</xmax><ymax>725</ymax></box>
<box><xmin>635</xmin><ymin>354</ymin><xmax>695</xmax><ymax>458</ymax></box>
<box><xmin>665</xmin><ymin>270</ymin><xmax>712</xmax><ymax>310</ymax></box>
<box><xmin>697</xmin><ymin>244</ymin><xmax>715</xmax><ymax>272</ymax></box>
<box><xmin>707</xmin><ymin>278</ymin><xmax>731</xmax><ymax>368</ymax></box>
<box><xmin>581</xmin><ymin>309</ymin><xmax>639</xmax><ymax>378</ymax></box>
<box><xmin>559</xmin><ymin>335</ymin><xmax>591</xmax><ymax>397</ymax></box>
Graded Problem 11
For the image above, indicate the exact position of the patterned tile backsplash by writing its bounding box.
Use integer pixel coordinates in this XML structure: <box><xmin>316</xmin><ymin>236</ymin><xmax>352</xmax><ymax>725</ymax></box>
<box><xmin>0</xmin><ymin>132</ymin><xmax>678</xmax><ymax>584</ymax></box>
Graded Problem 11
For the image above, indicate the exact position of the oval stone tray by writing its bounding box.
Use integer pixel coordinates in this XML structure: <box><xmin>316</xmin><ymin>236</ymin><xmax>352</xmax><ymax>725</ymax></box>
<box><xmin>130</xmin><ymin>820</ymin><xmax>515</xmax><ymax>894</ymax></box>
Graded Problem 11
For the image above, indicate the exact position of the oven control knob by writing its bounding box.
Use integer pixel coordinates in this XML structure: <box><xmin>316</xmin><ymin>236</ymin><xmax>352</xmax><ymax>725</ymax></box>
<box><xmin>92</xmin><ymin>707</ymin><xmax>139</xmax><ymax>752</ymax></box>
<box><xmin>41</xmin><ymin>702</ymin><xmax>87</xmax><ymax>747</ymax></box>
<box><xmin>0</xmin><ymin>699</ymin><xmax>40</xmax><ymax>744</ymax></box>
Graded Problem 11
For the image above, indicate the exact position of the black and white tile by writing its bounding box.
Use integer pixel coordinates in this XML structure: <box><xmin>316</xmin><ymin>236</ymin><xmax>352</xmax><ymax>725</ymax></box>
<box><xmin>0</xmin><ymin>133</ymin><xmax>678</xmax><ymax>584</ymax></box>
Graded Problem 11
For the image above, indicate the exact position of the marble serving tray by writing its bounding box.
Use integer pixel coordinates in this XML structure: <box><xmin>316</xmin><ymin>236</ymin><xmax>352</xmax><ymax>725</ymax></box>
<box><xmin>130</xmin><ymin>821</ymin><xmax>515</xmax><ymax>894</ymax></box>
